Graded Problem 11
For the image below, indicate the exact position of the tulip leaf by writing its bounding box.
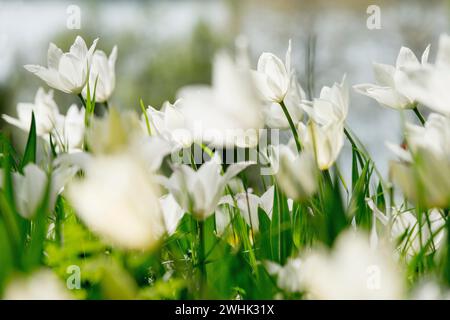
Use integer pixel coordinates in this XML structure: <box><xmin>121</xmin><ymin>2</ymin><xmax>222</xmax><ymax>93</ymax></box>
<box><xmin>255</xmin><ymin>207</ymin><xmax>271</xmax><ymax>261</ymax></box>
<box><xmin>0</xmin><ymin>218</ymin><xmax>13</xmax><ymax>293</ymax></box>
<box><xmin>23</xmin><ymin>171</ymin><xmax>52</xmax><ymax>269</ymax></box>
<box><xmin>319</xmin><ymin>175</ymin><xmax>348</xmax><ymax>247</ymax></box>
<box><xmin>271</xmin><ymin>184</ymin><xmax>292</xmax><ymax>264</ymax></box>
<box><xmin>349</xmin><ymin>160</ymin><xmax>372</xmax><ymax>229</ymax></box>
<box><xmin>20</xmin><ymin>112</ymin><xmax>37</xmax><ymax>171</ymax></box>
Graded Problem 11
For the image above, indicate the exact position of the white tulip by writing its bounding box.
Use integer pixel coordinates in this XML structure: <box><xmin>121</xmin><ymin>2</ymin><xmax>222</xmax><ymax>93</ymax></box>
<box><xmin>25</xmin><ymin>36</ymin><xmax>98</xmax><ymax>94</ymax></box>
<box><xmin>218</xmin><ymin>186</ymin><xmax>274</xmax><ymax>233</ymax></box>
<box><xmin>367</xmin><ymin>199</ymin><xmax>446</xmax><ymax>256</ymax></box>
<box><xmin>83</xmin><ymin>46</ymin><xmax>117</xmax><ymax>103</ymax></box>
<box><xmin>177</xmin><ymin>53</ymin><xmax>264</xmax><ymax>148</ymax></box>
<box><xmin>159</xmin><ymin>154</ymin><xmax>254</xmax><ymax>220</ymax></box>
<box><xmin>303</xmin><ymin>230</ymin><xmax>404</xmax><ymax>299</ymax></box>
<box><xmin>253</xmin><ymin>41</ymin><xmax>293</xmax><ymax>103</ymax></box>
<box><xmin>66</xmin><ymin>154</ymin><xmax>165</xmax><ymax>250</ymax></box>
<box><xmin>269</xmin><ymin>144</ymin><xmax>318</xmax><ymax>201</ymax></box>
<box><xmin>354</xmin><ymin>45</ymin><xmax>430</xmax><ymax>110</ymax></box>
<box><xmin>388</xmin><ymin>113</ymin><xmax>450</xmax><ymax>208</ymax></box>
<box><xmin>3</xmin><ymin>269</ymin><xmax>72</xmax><ymax>300</ymax></box>
<box><xmin>160</xmin><ymin>193</ymin><xmax>185</xmax><ymax>236</ymax></box>
<box><xmin>303</xmin><ymin>76</ymin><xmax>349</xmax><ymax>126</ymax></box>
<box><xmin>298</xmin><ymin>121</ymin><xmax>345</xmax><ymax>171</ymax></box>
<box><xmin>405</xmin><ymin>113</ymin><xmax>450</xmax><ymax>157</ymax></box>
<box><xmin>2</xmin><ymin>88</ymin><xmax>60</xmax><ymax>136</ymax></box>
<box><xmin>396</xmin><ymin>34</ymin><xmax>450</xmax><ymax>116</ymax></box>
<box><xmin>265</xmin><ymin>257</ymin><xmax>304</xmax><ymax>293</ymax></box>
<box><xmin>0</xmin><ymin>163</ymin><xmax>77</xmax><ymax>219</ymax></box>
<box><xmin>143</xmin><ymin>100</ymin><xmax>192</xmax><ymax>149</ymax></box>
<box><xmin>54</xmin><ymin>104</ymin><xmax>85</xmax><ymax>153</ymax></box>
<box><xmin>263</xmin><ymin>75</ymin><xmax>305</xmax><ymax>129</ymax></box>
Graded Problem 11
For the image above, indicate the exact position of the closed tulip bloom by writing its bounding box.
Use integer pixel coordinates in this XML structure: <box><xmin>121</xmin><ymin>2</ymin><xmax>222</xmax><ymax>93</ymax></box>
<box><xmin>66</xmin><ymin>154</ymin><xmax>165</xmax><ymax>250</ymax></box>
<box><xmin>54</xmin><ymin>104</ymin><xmax>85</xmax><ymax>153</ymax></box>
<box><xmin>270</xmin><ymin>144</ymin><xmax>318</xmax><ymax>201</ymax></box>
<box><xmin>253</xmin><ymin>41</ymin><xmax>293</xmax><ymax>103</ymax></box>
<box><xmin>25</xmin><ymin>36</ymin><xmax>98</xmax><ymax>94</ymax></box>
<box><xmin>2</xmin><ymin>88</ymin><xmax>60</xmax><ymax>136</ymax></box>
<box><xmin>354</xmin><ymin>45</ymin><xmax>430</xmax><ymax>110</ymax></box>
<box><xmin>83</xmin><ymin>46</ymin><xmax>117</xmax><ymax>103</ymax></box>
<box><xmin>159</xmin><ymin>193</ymin><xmax>185</xmax><ymax>236</ymax></box>
<box><xmin>264</xmin><ymin>75</ymin><xmax>305</xmax><ymax>129</ymax></box>
<box><xmin>298</xmin><ymin>121</ymin><xmax>345</xmax><ymax>171</ymax></box>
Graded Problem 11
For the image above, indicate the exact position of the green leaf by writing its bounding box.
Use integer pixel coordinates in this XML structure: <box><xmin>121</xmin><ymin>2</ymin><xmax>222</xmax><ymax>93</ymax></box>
<box><xmin>0</xmin><ymin>219</ymin><xmax>13</xmax><ymax>294</ymax></box>
<box><xmin>20</xmin><ymin>112</ymin><xmax>37</xmax><ymax>171</ymax></box>
<box><xmin>255</xmin><ymin>207</ymin><xmax>271</xmax><ymax>261</ymax></box>
<box><xmin>319</xmin><ymin>175</ymin><xmax>348</xmax><ymax>247</ymax></box>
<box><xmin>270</xmin><ymin>184</ymin><xmax>292</xmax><ymax>264</ymax></box>
<box><xmin>23</xmin><ymin>171</ymin><xmax>52</xmax><ymax>269</ymax></box>
<box><xmin>349</xmin><ymin>160</ymin><xmax>372</xmax><ymax>229</ymax></box>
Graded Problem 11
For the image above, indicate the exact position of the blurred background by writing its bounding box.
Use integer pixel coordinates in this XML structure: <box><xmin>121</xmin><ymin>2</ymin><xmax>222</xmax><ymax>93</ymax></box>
<box><xmin>0</xmin><ymin>0</ymin><xmax>449</xmax><ymax>178</ymax></box>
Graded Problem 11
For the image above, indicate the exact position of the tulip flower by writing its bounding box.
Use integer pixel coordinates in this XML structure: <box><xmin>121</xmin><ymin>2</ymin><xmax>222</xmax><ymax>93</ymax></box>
<box><xmin>367</xmin><ymin>199</ymin><xmax>445</xmax><ymax>256</ymax></box>
<box><xmin>159</xmin><ymin>154</ymin><xmax>254</xmax><ymax>220</ymax></box>
<box><xmin>83</xmin><ymin>46</ymin><xmax>117</xmax><ymax>103</ymax></box>
<box><xmin>253</xmin><ymin>41</ymin><xmax>293</xmax><ymax>103</ymax></box>
<box><xmin>54</xmin><ymin>104</ymin><xmax>85</xmax><ymax>153</ymax></box>
<box><xmin>24</xmin><ymin>36</ymin><xmax>98</xmax><ymax>94</ymax></box>
<box><xmin>66</xmin><ymin>154</ymin><xmax>165</xmax><ymax>250</ymax></box>
<box><xmin>264</xmin><ymin>75</ymin><xmax>305</xmax><ymax>129</ymax></box>
<box><xmin>265</xmin><ymin>257</ymin><xmax>304</xmax><ymax>293</ymax></box>
<box><xmin>0</xmin><ymin>163</ymin><xmax>77</xmax><ymax>219</ymax></box>
<box><xmin>160</xmin><ymin>193</ymin><xmax>185</xmax><ymax>236</ymax></box>
<box><xmin>2</xmin><ymin>88</ymin><xmax>60</xmax><ymax>136</ymax></box>
<box><xmin>143</xmin><ymin>100</ymin><xmax>192</xmax><ymax>148</ymax></box>
<box><xmin>4</xmin><ymin>269</ymin><xmax>72</xmax><ymax>300</ymax></box>
<box><xmin>388</xmin><ymin>113</ymin><xmax>450</xmax><ymax>208</ymax></box>
<box><xmin>354</xmin><ymin>45</ymin><xmax>429</xmax><ymax>110</ymax></box>
<box><xmin>269</xmin><ymin>144</ymin><xmax>318</xmax><ymax>200</ymax></box>
<box><xmin>298</xmin><ymin>121</ymin><xmax>345</xmax><ymax>171</ymax></box>
<box><xmin>303</xmin><ymin>76</ymin><xmax>349</xmax><ymax>126</ymax></box>
<box><xmin>303</xmin><ymin>230</ymin><xmax>404</xmax><ymax>299</ymax></box>
<box><xmin>396</xmin><ymin>34</ymin><xmax>450</xmax><ymax>116</ymax></box>
<box><xmin>218</xmin><ymin>186</ymin><xmax>275</xmax><ymax>233</ymax></box>
<box><xmin>177</xmin><ymin>53</ymin><xmax>264</xmax><ymax>148</ymax></box>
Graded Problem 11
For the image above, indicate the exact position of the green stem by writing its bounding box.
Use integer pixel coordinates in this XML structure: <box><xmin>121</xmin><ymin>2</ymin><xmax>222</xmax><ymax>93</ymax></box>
<box><xmin>77</xmin><ymin>94</ymin><xmax>87</xmax><ymax>109</ymax></box>
<box><xmin>279</xmin><ymin>100</ymin><xmax>302</xmax><ymax>152</ymax></box>
<box><xmin>198</xmin><ymin>219</ymin><xmax>206</xmax><ymax>297</ymax></box>
<box><xmin>412</xmin><ymin>106</ymin><xmax>426</xmax><ymax>125</ymax></box>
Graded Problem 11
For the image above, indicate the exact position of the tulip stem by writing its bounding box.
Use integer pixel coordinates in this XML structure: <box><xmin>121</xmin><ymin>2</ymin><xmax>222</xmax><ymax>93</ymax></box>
<box><xmin>279</xmin><ymin>100</ymin><xmax>302</xmax><ymax>152</ymax></box>
<box><xmin>77</xmin><ymin>94</ymin><xmax>87</xmax><ymax>109</ymax></box>
<box><xmin>412</xmin><ymin>106</ymin><xmax>426</xmax><ymax>125</ymax></box>
<box><xmin>198</xmin><ymin>219</ymin><xmax>206</xmax><ymax>297</ymax></box>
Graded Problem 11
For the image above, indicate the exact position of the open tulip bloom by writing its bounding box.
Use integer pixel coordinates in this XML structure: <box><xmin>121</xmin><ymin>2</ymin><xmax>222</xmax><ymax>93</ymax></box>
<box><xmin>1</xmin><ymin>32</ymin><xmax>450</xmax><ymax>301</ymax></box>
<box><xmin>25</xmin><ymin>36</ymin><xmax>98</xmax><ymax>94</ymax></box>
